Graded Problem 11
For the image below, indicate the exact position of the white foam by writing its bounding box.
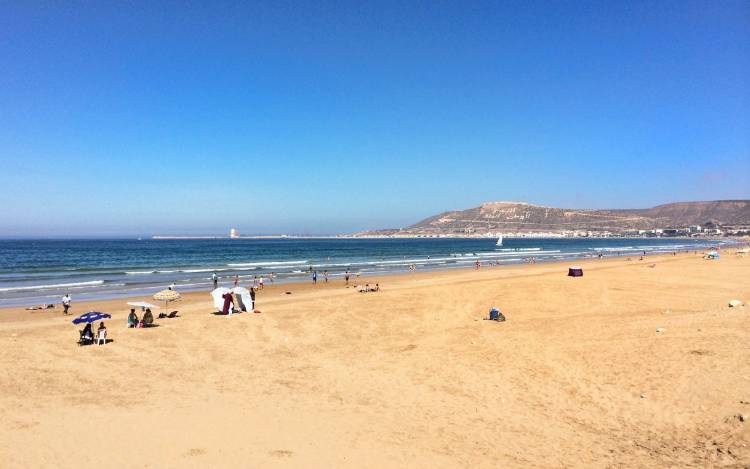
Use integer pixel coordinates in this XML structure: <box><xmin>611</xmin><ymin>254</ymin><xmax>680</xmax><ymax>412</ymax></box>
<box><xmin>227</xmin><ymin>260</ymin><xmax>308</xmax><ymax>267</ymax></box>
<box><xmin>0</xmin><ymin>280</ymin><xmax>105</xmax><ymax>292</ymax></box>
<box><xmin>125</xmin><ymin>271</ymin><xmax>155</xmax><ymax>275</ymax></box>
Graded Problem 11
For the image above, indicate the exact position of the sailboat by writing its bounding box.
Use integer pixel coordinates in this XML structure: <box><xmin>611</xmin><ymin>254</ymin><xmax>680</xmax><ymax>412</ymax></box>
<box><xmin>496</xmin><ymin>235</ymin><xmax>503</xmax><ymax>246</ymax></box>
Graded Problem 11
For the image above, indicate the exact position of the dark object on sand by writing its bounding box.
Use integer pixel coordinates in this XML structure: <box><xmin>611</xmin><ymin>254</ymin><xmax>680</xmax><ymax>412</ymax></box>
<box><xmin>488</xmin><ymin>308</ymin><xmax>506</xmax><ymax>322</ymax></box>
<box><xmin>158</xmin><ymin>311</ymin><xmax>179</xmax><ymax>319</ymax></box>
<box><xmin>26</xmin><ymin>304</ymin><xmax>56</xmax><ymax>311</ymax></box>
<box><xmin>568</xmin><ymin>267</ymin><xmax>583</xmax><ymax>277</ymax></box>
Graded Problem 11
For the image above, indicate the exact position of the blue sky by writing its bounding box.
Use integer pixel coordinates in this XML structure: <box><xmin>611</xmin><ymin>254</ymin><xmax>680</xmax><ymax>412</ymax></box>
<box><xmin>1</xmin><ymin>1</ymin><xmax>748</xmax><ymax>236</ymax></box>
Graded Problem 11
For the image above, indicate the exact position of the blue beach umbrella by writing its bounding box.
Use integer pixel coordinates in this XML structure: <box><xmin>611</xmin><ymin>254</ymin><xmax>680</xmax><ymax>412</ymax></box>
<box><xmin>71</xmin><ymin>312</ymin><xmax>112</xmax><ymax>325</ymax></box>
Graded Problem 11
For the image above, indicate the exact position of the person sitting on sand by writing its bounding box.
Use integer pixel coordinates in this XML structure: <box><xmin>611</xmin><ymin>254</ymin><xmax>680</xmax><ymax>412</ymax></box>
<box><xmin>81</xmin><ymin>323</ymin><xmax>94</xmax><ymax>342</ymax></box>
<box><xmin>127</xmin><ymin>309</ymin><xmax>138</xmax><ymax>328</ymax></box>
<box><xmin>142</xmin><ymin>308</ymin><xmax>154</xmax><ymax>327</ymax></box>
<box><xmin>372</xmin><ymin>283</ymin><xmax>380</xmax><ymax>292</ymax></box>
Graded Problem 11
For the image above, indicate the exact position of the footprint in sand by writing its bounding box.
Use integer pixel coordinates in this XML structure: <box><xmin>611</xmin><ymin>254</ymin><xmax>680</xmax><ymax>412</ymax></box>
<box><xmin>270</xmin><ymin>449</ymin><xmax>293</xmax><ymax>458</ymax></box>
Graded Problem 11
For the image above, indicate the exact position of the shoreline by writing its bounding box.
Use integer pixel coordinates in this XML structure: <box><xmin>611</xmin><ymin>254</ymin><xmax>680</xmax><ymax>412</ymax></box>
<box><xmin>1</xmin><ymin>238</ymin><xmax>742</xmax><ymax>309</ymax></box>
<box><xmin>0</xmin><ymin>249</ymin><xmax>732</xmax><ymax>320</ymax></box>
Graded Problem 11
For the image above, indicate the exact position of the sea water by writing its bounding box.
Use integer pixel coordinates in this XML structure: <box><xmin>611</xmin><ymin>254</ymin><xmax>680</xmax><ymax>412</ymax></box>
<box><xmin>0</xmin><ymin>237</ymin><xmax>731</xmax><ymax>307</ymax></box>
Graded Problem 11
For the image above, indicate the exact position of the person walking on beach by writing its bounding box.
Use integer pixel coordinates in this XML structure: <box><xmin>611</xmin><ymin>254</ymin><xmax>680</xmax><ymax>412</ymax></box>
<box><xmin>345</xmin><ymin>270</ymin><xmax>350</xmax><ymax>286</ymax></box>
<box><xmin>324</xmin><ymin>270</ymin><xmax>329</xmax><ymax>283</ymax></box>
<box><xmin>212</xmin><ymin>272</ymin><xmax>218</xmax><ymax>289</ymax></box>
<box><xmin>312</xmin><ymin>270</ymin><xmax>317</xmax><ymax>284</ymax></box>
<box><xmin>258</xmin><ymin>276</ymin><xmax>264</xmax><ymax>290</ymax></box>
<box><xmin>270</xmin><ymin>272</ymin><xmax>275</xmax><ymax>283</ymax></box>
<box><xmin>249</xmin><ymin>287</ymin><xmax>256</xmax><ymax>311</ymax></box>
<box><xmin>61</xmin><ymin>294</ymin><xmax>71</xmax><ymax>315</ymax></box>
<box><xmin>233</xmin><ymin>275</ymin><xmax>239</xmax><ymax>287</ymax></box>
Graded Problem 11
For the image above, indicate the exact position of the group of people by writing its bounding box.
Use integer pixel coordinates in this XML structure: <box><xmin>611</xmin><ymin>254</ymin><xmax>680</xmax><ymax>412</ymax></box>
<box><xmin>127</xmin><ymin>308</ymin><xmax>154</xmax><ymax>328</ymax></box>
<box><xmin>311</xmin><ymin>270</ymin><xmax>341</xmax><ymax>284</ymax></box>
<box><xmin>79</xmin><ymin>321</ymin><xmax>107</xmax><ymax>345</ymax></box>
<box><xmin>213</xmin><ymin>272</ymin><xmax>271</xmax><ymax>290</ymax></box>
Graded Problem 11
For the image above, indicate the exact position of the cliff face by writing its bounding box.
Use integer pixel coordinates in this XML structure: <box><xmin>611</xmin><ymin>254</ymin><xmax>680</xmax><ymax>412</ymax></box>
<box><xmin>402</xmin><ymin>200</ymin><xmax>750</xmax><ymax>234</ymax></box>
<box><xmin>623</xmin><ymin>201</ymin><xmax>750</xmax><ymax>227</ymax></box>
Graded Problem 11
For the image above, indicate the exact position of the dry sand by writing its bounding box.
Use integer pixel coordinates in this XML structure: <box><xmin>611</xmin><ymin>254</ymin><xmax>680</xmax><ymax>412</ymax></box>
<box><xmin>1</xmin><ymin>252</ymin><xmax>749</xmax><ymax>468</ymax></box>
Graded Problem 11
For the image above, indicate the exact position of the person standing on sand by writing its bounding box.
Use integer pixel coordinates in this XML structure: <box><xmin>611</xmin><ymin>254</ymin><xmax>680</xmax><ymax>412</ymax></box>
<box><xmin>258</xmin><ymin>276</ymin><xmax>264</xmax><ymax>290</ymax></box>
<box><xmin>212</xmin><ymin>272</ymin><xmax>218</xmax><ymax>289</ymax></box>
<box><xmin>61</xmin><ymin>294</ymin><xmax>71</xmax><ymax>315</ymax></box>
<box><xmin>233</xmin><ymin>275</ymin><xmax>239</xmax><ymax>287</ymax></box>
<box><xmin>324</xmin><ymin>270</ymin><xmax>328</xmax><ymax>283</ymax></box>
<box><xmin>312</xmin><ymin>270</ymin><xmax>317</xmax><ymax>284</ymax></box>
<box><xmin>221</xmin><ymin>291</ymin><xmax>234</xmax><ymax>315</ymax></box>
<box><xmin>345</xmin><ymin>270</ymin><xmax>350</xmax><ymax>286</ymax></box>
<box><xmin>249</xmin><ymin>286</ymin><xmax>256</xmax><ymax>310</ymax></box>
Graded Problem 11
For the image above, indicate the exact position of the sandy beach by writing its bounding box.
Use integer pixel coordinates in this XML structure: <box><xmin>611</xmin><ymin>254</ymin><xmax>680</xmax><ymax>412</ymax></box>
<box><xmin>1</xmin><ymin>251</ymin><xmax>749</xmax><ymax>468</ymax></box>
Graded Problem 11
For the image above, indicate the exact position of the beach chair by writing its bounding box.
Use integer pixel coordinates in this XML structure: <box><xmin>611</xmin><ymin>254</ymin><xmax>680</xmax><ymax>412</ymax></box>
<box><xmin>95</xmin><ymin>329</ymin><xmax>107</xmax><ymax>345</ymax></box>
<box><xmin>78</xmin><ymin>329</ymin><xmax>93</xmax><ymax>346</ymax></box>
<box><xmin>167</xmin><ymin>311</ymin><xmax>179</xmax><ymax>318</ymax></box>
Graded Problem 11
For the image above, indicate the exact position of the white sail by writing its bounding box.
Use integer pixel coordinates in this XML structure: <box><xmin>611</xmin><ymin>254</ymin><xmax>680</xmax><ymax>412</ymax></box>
<box><xmin>496</xmin><ymin>235</ymin><xmax>503</xmax><ymax>246</ymax></box>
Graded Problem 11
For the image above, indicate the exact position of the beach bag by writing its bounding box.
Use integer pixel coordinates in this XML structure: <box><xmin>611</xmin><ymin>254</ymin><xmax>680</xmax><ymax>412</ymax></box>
<box><xmin>489</xmin><ymin>308</ymin><xmax>506</xmax><ymax>322</ymax></box>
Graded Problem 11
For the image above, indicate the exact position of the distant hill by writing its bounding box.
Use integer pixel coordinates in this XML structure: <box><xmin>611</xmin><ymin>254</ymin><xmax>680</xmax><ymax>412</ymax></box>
<box><xmin>366</xmin><ymin>200</ymin><xmax>750</xmax><ymax>235</ymax></box>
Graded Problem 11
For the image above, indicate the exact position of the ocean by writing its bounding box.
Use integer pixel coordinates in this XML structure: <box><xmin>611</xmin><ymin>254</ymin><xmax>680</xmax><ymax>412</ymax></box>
<box><xmin>0</xmin><ymin>237</ymin><xmax>731</xmax><ymax>307</ymax></box>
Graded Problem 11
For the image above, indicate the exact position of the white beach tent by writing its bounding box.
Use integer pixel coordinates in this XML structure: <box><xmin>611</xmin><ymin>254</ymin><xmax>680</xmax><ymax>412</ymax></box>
<box><xmin>127</xmin><ymin>301</ymin><xmax>158</xmax><ymax>309</ymax></box>
<box><xmin>211</xmin><ymin>287</ymin><xmax>231</xmax><ymax>312</ymax></box>
<box><xmin>231</xmin><ymin>287</ymin><xmax>253</xmax><ymax>312</ymax></box>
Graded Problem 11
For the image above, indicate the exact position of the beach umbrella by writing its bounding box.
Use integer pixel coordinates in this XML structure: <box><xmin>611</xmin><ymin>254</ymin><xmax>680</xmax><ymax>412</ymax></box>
<box><xmin>127</xmin><ymin>301</ymin><xmax>157</xmax><ymax>309</ymax></box>
<box><xmin>153</xmin><ymin>289</ymin><xmax>181</xmax><ymax>315</ymax></box>
<box><xmin>72</xmin><ymin>312</ymin><xmax>112</xmax><ymax>325</ymax></box>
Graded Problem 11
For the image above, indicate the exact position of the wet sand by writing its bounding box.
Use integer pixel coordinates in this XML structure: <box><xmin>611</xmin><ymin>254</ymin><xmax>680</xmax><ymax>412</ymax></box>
<box><xmin>1</xmin><ymin>251</ymin><xmax>749</xmax><ymax>468</ymax></box>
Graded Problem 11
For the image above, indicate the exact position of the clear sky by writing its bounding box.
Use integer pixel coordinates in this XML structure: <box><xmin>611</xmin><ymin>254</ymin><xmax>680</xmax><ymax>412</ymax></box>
<box><xmin>1</xmin><ymin>1</ymin><xmax>748</xmax><ymax>237</ymax></box>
